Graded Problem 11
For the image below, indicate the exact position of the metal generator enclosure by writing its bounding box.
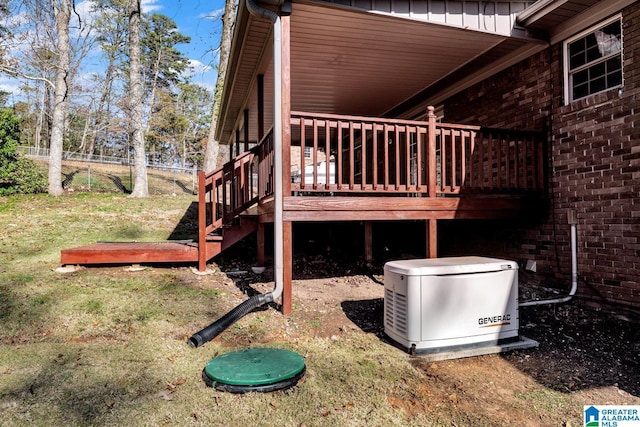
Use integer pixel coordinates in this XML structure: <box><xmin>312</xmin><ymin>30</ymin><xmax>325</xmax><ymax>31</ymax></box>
<box><xmin>384</xmin><ymin>256</ymin><xmax>519</xmax><ymax>353</ymax></box>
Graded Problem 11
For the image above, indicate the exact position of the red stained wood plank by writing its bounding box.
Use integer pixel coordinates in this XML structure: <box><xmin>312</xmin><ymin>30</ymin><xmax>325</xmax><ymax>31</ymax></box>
<box><xmin>61</xmin><ymin>242</ymin><xmax>200</xmax><ymax>266</ymax></box>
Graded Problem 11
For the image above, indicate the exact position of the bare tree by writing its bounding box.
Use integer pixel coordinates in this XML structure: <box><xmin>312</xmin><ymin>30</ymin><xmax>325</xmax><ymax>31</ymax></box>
<box><xmin>203</xmin><ymin>0</ymin><xmax>237</xmax><ymax>172</ymax></box>
<box><xmin>127</xmin><ymin>0</ymin><xmax>148</xmax><ymax>197</ymax></box>
<box><xmin>47</xmin><ymin>0</ymin><xmax>71</xmax><ymax>196</ymax></box>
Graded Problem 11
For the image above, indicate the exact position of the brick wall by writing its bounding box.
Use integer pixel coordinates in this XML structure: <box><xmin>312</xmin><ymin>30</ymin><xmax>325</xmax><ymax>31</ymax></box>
<box><xmin>442</xmin><ymin>3</ymin><xmax>640</xmax><ymax>314</ymax></box>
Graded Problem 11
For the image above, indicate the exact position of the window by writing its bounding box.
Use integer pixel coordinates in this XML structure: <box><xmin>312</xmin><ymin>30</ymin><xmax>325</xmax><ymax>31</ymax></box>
<box><xmin>303</xmin><ymin>146</ymin><xmax>311</xmax><ymax>158</ymax></box>
<box><xmin>564</xmin><ymin>16</ymin><xmax>622</xmax><ymax>103</ymax></box>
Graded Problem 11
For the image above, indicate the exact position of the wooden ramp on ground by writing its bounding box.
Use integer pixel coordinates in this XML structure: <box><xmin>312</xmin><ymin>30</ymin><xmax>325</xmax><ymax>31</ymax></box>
<box><xmin>60</xmin><ymin>215</ymin><xmax>258</xmax><ymax>268</ymax></box>
<box><xmin>60</xmin><ymin>241</ymin><xmax>201</xmax><ymax>266</ymax></box>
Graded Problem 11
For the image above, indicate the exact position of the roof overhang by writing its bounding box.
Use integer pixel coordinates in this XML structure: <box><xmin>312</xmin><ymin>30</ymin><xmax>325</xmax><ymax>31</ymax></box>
<box><xmin>217</xmin><ymin>0</ymin><xmax>551</xmax><ymax>143</ymax></box>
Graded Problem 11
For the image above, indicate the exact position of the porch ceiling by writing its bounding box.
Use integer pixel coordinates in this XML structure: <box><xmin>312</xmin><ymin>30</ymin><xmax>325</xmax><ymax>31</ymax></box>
<box><xmin>218</xmin><ymin>0</ymin><xmax>545</xmax><ymax>144</ymax></box>
<box><xmin>289</xmin><ymin>2</ymin><xmax>506</xmax><ymax>116</ymax></box>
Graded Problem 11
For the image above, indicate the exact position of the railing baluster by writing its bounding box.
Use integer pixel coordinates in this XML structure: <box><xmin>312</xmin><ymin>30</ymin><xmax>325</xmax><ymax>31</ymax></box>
<box><xmin>313</xmin><ymin>119</ymin><xmax>319</xmax><ymax>189</ymax></box>
<box><xmin>337</xmin><ymin>121</ymin><xmax>343</xmax><ymax>190</ymax></box>
<box><xmin>325</xmin><ymin>120</ymin><xmax>331</xmax><ymax>189</ymax></box>
<box><xmin>405</xmin><ymin>126</ymin><xmax>411</xmax><ymax>190</ymax></box>
<box><xmin>451</xmin><ymin>129</ymin><xmax>457</xmax><ymax>192</ymax></box>
<box><xmin>300</xmin><ymin>116</ymin><xmax>306</xmax><ymax>190</ymax></box>
<box><xmin>372</xmin><ymin>124</ymin><xmax>378</xmax><ymax>191</ymax></box>
<box><xmin>441</xmin><ymin>129</ymin><xmax>448</xmax><ymax>192</ymax></box>
<box><xmin>466</xmin><ymin>131</ymin><xmax>476</xmax><ymax>188</ymax></box>
<box><xmin>361</xmin><ymin>122</ymin><xmax>367</xmax><ymax>190</ymax></box>
<box><xmin>384</xmin><ymin>124</ymin><xmax>389</xmax><ymax>191</ymax></box>
<box><xmin>460</xmin><ymin>130</ymin><xmax>466</xmax><ymax>191</ymax></box>
<box><xmin>394</xmin><ymin>126</ymin><xmax>400</xmax><ymax>191</ymax></box>
<box><xmin>349</xmin><ymin>122</ymin><xmax>355</xmax><ymax>190</ymax></box>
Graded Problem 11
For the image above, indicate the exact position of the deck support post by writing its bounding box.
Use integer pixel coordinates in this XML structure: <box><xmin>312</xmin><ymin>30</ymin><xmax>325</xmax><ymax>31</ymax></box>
<box><xmin>426</xmin><ymin>219</ymin><xmax>437</xmax><ymax>258</ymax></box>
<box><xmin>364</xmin><ymin>221</ymin><xmax>373</xmax><ymax>263</ymax></box>
<box><xmin>197</xmin><ymin>171</ymin><xmax>207</xmax><ymax>271</ymax></box>
<box><xmin>279</xmin><ymin>13</ymin><xmax>292</xmax><ymax>314</ymax></box>
<box><xmin>282</xmin><ymin>221</ymin><xmax>292</xmax><ymax>315</ymax></box>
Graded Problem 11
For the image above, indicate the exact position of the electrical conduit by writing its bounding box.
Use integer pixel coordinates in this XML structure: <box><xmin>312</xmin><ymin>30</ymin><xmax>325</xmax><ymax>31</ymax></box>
<box><xmin>519</xmin><ymin>212</ymin><xmax>578</xmax><ymax>307</ymax></box>
<box><xmin>189</xmin><ymin>0</ymin><xmax>284</xmax><ymax>348</ymax></box>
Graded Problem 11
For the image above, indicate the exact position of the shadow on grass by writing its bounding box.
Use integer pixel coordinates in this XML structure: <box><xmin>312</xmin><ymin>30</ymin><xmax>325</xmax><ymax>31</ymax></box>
<box><xmin>156</xmin><ymin>175</ymin><xmax>195</xmax><ymax>195</ymax></box>
<box><xmin>341</xmin><ymin>298</ymin><xmax>385</xmax><ymax>338</ymax></box>
<box><xmin>2</xmin><ymin>348</ymin><xmax>159</xmax><ymax>425</ymax></box>
<box><xmin>167</xmin><ymin>202</ymin><xmax>199</xmax><ymax>241</ymax></box>
<box><xmin>62</xmin><ymin>170</ymin><xmax>80</xmax><ymax>189</ymax></box>
<box><xmin>0</xmin><ymin>284</ymin><xmax>14</xmax><ymax>322</ymax></box>
<box><xmin>106</xmin><ymin>175</ymin><xmax>131</xmax><ymax>194</ymax></box>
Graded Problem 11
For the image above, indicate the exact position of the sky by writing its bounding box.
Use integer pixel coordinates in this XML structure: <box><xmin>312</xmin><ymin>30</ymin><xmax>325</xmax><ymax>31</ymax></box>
<box><xmin>145</xmin><ymin>0</ymin><xmax>227</xmax><ymax>89</ymax></box>
<box><xmin>0</xmin><ymin>0</ymin><xmax>227</xmax><ymax>100</ymax></box>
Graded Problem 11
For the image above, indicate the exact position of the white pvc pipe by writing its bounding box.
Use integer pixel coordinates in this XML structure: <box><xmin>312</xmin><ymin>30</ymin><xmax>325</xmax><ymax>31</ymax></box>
<box><xmin>519</xmin><ymin>222</ymin><xmax>578</xmax><ymax>307</ymax></box>
<box><xmin>246</xmin><ymin>0</ymin><xmax>283</xmax><ymax>302</ymax></box>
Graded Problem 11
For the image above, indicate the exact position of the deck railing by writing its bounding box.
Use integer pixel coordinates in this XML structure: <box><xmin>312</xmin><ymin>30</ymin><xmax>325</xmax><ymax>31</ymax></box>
<box><xmin>198</xmin><ymin>128</ymin><xmax>274</xmax><ymax>242</ymax></box>
<box><xmin>290</xmin><ymin>111</ymin><xmax>546</xmax><ymax>195</ymax></box>
<box><xmin>197</xmin><ymin>110</ymin><xmax>546</xmax><ymax>248</ymax></box>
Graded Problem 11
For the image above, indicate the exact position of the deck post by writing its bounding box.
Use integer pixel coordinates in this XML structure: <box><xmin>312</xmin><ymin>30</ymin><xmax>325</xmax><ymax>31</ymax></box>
<box><xmin>282</xmin><ymin>221</ymin><xmax>292</xmax><ymax>315</ymax></box>
<box><xmin>427</xmin><ymin>106</ymin><xmax>437</xmax><ymax>198</ymax></box>
<box><xmin>198</xmin><ymin>171</ymin><xmax>207</xmax><ymax>271</ymax></box>
<box><xmin>280</xmin><ymin>13</ymin><xmax>292</xmax><ymax>315</ymax></box>
<box><xmin>364</xmin><ymin>221</ymin><xmax>373</xmax><ymax>263</ymax></box>
<box><xmin>426</xmin><ymin>219</ymin><xmax>437</xmax><ymax>258</ymax></box>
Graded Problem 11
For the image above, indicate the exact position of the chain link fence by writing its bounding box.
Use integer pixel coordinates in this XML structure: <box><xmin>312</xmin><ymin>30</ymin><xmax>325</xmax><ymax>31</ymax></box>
<box><xmin>19</xmin><ymin>146</ymin><xmax>199</xmax><ymax>195</ymax></box>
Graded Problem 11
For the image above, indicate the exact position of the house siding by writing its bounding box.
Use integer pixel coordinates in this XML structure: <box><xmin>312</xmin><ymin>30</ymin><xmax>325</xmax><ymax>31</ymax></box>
<box><xmin>319</xmin><ymin>0</ymin><xmax>534</xmax><ymax>36</ymax></box>
<box><xmin>441</xmin><ymin>2</ymin><xmax>640</xmax><ymax>313</ymax></box>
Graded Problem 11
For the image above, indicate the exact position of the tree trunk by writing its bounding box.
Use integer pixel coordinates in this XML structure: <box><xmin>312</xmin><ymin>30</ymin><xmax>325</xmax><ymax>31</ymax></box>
<box><xmin>128</xmin><ymin>0</ymin><xmax>148</xmax><ymax>197</ymax></box>
<box><xmin>203</xmin><ymin>0</ymin><xmax>237</xmax><ymax>172</ymax></box>
<box><xmin>89</xmin><ymin>59</ymin><xmax>116</xmax><ymax>157</ymax></box>
<box><xmin>48</xmin><ymin>0</ymin><xmax>72</xmax><ymax>196</ymax></box>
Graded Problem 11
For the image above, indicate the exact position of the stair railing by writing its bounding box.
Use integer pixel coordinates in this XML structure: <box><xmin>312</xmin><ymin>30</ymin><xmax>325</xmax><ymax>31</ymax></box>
<box><xmin>198</xmin><ymin>128</ymin><xmax>275</xmax><ymax>250</ymax></box>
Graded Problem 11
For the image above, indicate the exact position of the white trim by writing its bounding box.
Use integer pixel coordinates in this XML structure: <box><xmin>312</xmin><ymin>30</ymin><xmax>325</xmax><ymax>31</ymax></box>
<box><xmin>562</xmin><ymin>14</ymin><xmax>623</xmax><ymax>105</ymax></box>
<box><xmin>550</xmin><ymin>0</ymin><xmax>634</xmax><ymax>45</ymax></box>
<box><xmin>517</xmin><ymin>0</ymin><xmax>569</xmax><ymax>27</ymax></box>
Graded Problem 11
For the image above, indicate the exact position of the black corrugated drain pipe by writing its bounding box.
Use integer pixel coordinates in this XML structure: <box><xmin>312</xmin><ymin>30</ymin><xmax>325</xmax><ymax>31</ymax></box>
<box><xmin>188</xmin><ymin>293</ymin><xmax>274</xmax><ymax>348</ymax></box>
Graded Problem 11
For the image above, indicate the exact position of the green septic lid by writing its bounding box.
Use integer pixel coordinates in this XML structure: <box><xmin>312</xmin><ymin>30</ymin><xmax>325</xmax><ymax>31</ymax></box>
<box><xmin>203</xmin><ymin>348</ymin><xmax>305</xmax><ymax>391</ymax></box>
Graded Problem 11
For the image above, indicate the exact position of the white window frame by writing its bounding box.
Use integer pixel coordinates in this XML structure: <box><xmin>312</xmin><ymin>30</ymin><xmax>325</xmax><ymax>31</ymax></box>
<box><xmin>563</xmin><ymin>14</ymin><xmax>623</xmax><ymax>104</ymax></box>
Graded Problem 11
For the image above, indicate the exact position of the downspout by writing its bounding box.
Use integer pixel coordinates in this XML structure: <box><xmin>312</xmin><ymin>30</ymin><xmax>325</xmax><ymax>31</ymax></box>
<box><xmin>245</xmin><ymin>0</ymin><xmax>284</xmax><ymax>308</ymax></box>
<box><xmin>519</xmin><ymin>211</ymin><xmax>578</xmax><ymax>307</ymax></box>
<box><xmin>189</xmin><ymin>0</ymin><xmax>284</xmax><ymax>348</ymax></box>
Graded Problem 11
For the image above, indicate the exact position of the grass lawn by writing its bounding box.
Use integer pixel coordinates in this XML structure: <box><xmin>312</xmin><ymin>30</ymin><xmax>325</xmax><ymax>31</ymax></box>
<box><xmin>0</xmin><ymin>193</ymin><xmax>435</xmax><ymax>426</ymax></box>
<box><xmin>1</xmin><ymin>191</ymin><xmax>638</xmax><ymax>426</ymax></box>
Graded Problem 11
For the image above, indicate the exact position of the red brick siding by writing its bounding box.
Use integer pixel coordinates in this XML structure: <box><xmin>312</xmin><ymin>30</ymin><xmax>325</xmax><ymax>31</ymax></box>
<box><xmin>442</xmin><ymin>3</ymin><xmax>640</xmax><ymax>313</ymax></box>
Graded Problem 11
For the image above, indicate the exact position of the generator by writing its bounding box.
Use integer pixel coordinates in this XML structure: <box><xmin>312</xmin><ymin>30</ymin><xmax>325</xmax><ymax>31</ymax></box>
<box><xmin>384</xmin><ymin>256</ymin><xmax>520</xmax><ymax>355</ymax></box>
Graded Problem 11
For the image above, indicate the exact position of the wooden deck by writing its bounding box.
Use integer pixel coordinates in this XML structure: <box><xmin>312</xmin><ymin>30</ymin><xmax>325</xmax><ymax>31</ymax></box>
<box><xmin>60</xmin><ymin>109</ymin><xmax>547</xmax><ymax>308</ymax></box>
